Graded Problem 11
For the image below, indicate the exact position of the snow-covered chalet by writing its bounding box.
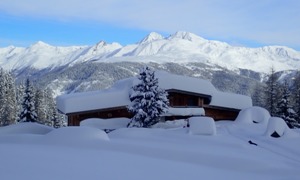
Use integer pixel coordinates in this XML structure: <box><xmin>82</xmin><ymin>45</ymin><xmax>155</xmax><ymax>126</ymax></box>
<box><xmin>57</xmin><ymin>71</ymin><xmax>252</xmax><ymax>126</ymax></box>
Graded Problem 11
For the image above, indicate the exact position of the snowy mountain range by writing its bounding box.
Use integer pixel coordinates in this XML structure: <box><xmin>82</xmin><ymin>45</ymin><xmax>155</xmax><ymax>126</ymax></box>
<box><xmin>1</xmin><ymin>31</ymin><xmax>300</xmax><ymax>73</ymax></box>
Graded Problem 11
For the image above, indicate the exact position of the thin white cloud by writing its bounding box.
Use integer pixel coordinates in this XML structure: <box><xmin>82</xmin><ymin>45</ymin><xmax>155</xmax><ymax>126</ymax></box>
<box><xmin>0</xmin><ymin>0</ymin><xmax>299</xmax><ymax>49</ymax></box>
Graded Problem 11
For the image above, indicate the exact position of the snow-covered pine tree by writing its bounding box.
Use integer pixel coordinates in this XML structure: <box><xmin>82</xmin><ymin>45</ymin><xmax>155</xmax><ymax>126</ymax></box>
<box><xmin>3</xmin><ymin>72</ymin><xmax>18</xmax><ymax>125</ymax></box>
<box><xmin>127</xmin><ymin>66</ymin><xmax>169</xmax><ymax>128</ymax></box>
<box><xmin>276</xmin><ymin>81</ymin><xmax>300</xmax><ymax>128</ymax></box>
<box><xmin>265</xmin><ymin>67</ymin><xmax>279</xmax><ymax>116</ymax></box>
<box><xmin>252</xmin><ymin>83</ymin><xmax>266</xmax><ymax>107</ymax></box>
<box><xmin>16</xmin><ymin>83</ymin><xmax>25</xmax><ymax>122</ymax></box>
<box><xmin>0</xmin><ymin>69</ymin><xmax>18</xmax><ymax>126</ymax></box>
<box><xmin>19</xmin><ymin>78</ymin><xmax>38</xmax><ymax>123</ymax></box>
<box><xmin>35</xmin><ymin>88</ymin><xmax>48</xmax><ymax>125</ymax></box>
<box><xmin>293</xmin><ymin>71</ymin><xmax>300</xmax><ymax>124</ymax></box>
<box><xmin>0</xmin><ymin>69</ymin><xmax>7</xmax><ymax>126</ymax></box>
<box><xmin>51</xmin><ymin>107</ymin><xmax>61</xmax><ymax>128</ymax></box>
<box><xmin>44</xmin><ymin>88</ymin><xmax>65</xmax><ymax>128</ymax></box>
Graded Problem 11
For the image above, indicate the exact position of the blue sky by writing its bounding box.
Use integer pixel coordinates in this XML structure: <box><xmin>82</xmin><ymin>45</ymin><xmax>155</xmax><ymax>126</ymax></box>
<box><xmin>0</xmin><ymin>0</ymin><xmax>299</xmax><ymax>50</ymax></box>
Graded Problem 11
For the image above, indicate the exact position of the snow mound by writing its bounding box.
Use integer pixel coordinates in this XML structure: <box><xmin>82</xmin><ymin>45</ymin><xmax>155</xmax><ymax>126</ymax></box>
<box><xmin>44</xmin><ymin>126</ymin><xmax>109</xmax><ymax>145</ymax></box>
<box><xmin>80</xmin><ymin>118</ymin><xmax>131</xmax><ymax>130</ymax></box>
<box><xmin>189</xmin><ymin>117</ymin><xmax>216</xmax><ymax>135</ymax></box>
<box><xmin>0</xmin><ymin>122</ymin><xmax>54</xmax><ymax>135</ymax></box>
<box><xmin>164</xmin><ymin>108</ymin><xmax>205</xmax><ymax>116</ymax></box>
<box><xmin>265</xmin><ymin>117</ymin><xmax>299</xmax><ymax>138</ymax></box>
<box><xmin>235</xmin><ymin>106</ymin><xmax>270</xmax><ymax>125</ymax></box>
<box><xmin>152</xmin><ymin>119</ymin><xmax>188</xmax><ymax>129</ymax></box>
<box><xmin>108</xmin><ymin>127</ymin><xmax>165</xmax><ymax>139</ymax></box>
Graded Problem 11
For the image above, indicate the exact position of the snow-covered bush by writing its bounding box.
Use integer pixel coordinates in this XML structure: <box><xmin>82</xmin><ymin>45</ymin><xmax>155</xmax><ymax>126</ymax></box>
<box><xmin>152</xmin><ymin>119</ymin><xmax>188</xmax><ymax>129</ymax></box>
<box><xmin>0</xmin><ymin>122</ymin><xmax>53</xmax><ymax>135</ymax></box>
<box><xmin>127</xmin><ymin>66</ymin><xmax>169</xmax><ymax>128</ymax></box>
<box><xmin>80</xmin><ymin>118</ymin><xmax>131</xmax><ymax>130</ymax></box>
<box><xmin>265</xmin><ymin>117</ymin><xmax>299</xmax><ymax>138</ymax></box>
<box><xmin>189</xmin><ymin>117</ymin><xmax>216</xmax><ymax>135</ymax></box>
<box><xmin>45</xmin><ymin>126</ymin><xmax>109</xmax><ymax>144</ymax></box>
<box><xmin>235</xmin><ymin>106</ymin><xmax>270</xmax><ymax>125</ymax></box>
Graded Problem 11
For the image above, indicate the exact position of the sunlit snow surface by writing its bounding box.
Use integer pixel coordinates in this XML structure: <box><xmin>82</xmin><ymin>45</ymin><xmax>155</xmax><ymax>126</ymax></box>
<box><xmin>0</xmin><ymin>118</ymin><xmax>299</xmax><ymax>180</ymax></box>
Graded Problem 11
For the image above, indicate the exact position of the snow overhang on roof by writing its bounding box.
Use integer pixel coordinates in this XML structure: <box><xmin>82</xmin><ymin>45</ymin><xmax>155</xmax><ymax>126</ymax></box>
<box><xmin>56</xmin><ymin>88</ymin><xmax>130</xmax><ymax>114</ymax></box>
<box><xmin>155</xmin><ymin>71</ymin><xmax>217</xmax><ymax>96</ymax></box>
<box><xmin>210</xmin><ymin>91</ymin><xmax>252</xmax><ymax>110</ymax></box>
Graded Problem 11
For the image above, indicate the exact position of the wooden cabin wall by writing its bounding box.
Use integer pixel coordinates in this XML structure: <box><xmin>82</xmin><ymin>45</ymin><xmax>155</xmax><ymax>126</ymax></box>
<box><xmin>168</xmin><ymin>92</ymin><xmax>206</xmax><ymax>107</ymax></box>
<box><xmin>68</xmin><ymin>108</ymin><xmax>131</xmax><ymax>126</ymax></box>
<box><xmin>204</xmin><ymin>107</ymin><xmax>239</xmax><ymax>120</ymax></box>
<box><xmin>67</xmin><ymin>107</ymin><xmax>241</xmax><ymax>126</ymax></box>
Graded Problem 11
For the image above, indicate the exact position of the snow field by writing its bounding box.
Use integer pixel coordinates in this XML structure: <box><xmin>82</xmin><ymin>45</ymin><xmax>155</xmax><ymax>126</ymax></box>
<box><xmin>0</xmin><ymin>106</ymin><xmax>300</xmax><ymax>180</ymax></box>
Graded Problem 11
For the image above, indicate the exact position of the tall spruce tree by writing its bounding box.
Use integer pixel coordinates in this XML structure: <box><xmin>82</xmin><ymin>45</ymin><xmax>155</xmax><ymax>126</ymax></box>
<box><xmin>252</xmin><ymin>83</ymin><xmax>266</xmax><ymax>107</ymax></box>
<box><xmin>0</xmin><ymin>69</ymin><xmax>18</xmax><ymax>126</ymax></box>
<box><xmin>51</xmin><ymin>107</ymin><xmax>62</xmax><ymax>128</ymax></box>
<box><xmin>16</xmin><ymin>83</ymin><xmax>25</xmax><ymax>122</ymax></box>
<box><xmin>265</xmin><ymin>67</ymin><xmax>279</xmax><ymax>116</ymax></box>
<box><xmin>45</xmin><ymin>88</ymin><xmax>64</xmax><ymax>128</ymax></box>
<box><xmin>293</xmin><ymin>72</ymin><xmax>300</xmax><ymax>124</ymax></box>
<box><xmin>19</xmin><ymin>79</ymin><xmax>38</xmax><ymax>123</ymax></box>
<box><xmin>276</xmin><ymin>81</ymin><xmax>300</xmax><ymax>128</ymax></box>
<box><xmin>3</xmin><ymin>72</ymin><xmax>17</xmax><ymax>125</ymax></box>
<box><xmin>0</xmin><ymin>69</ymin><xmax>7</xmax><ymax>126</ymax></box>
<box><xmin>127</xmin><ymin>67</ymin><xmax>169</xmax><ymax>128</ymax></box>
<box><xmin>35</xmin><ymin>88</ymin><xmax>48</xmax><ymax>124</ymax></box>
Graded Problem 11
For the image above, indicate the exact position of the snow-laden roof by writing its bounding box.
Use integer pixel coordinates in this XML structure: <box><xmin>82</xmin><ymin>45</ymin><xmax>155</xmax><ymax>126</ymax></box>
<box><xmin>111</xmin><ymin>71</ymin><xmax>217</xmax><ymax>96</ymax></box>
<box><xmin>210</xmin><ymin>91</ymin><xmax>252</xmax><ymax>110</ymax></box>
<box><xmin>57</xmin><ymin>88</ymin><xmax>130</xmax><ymax>114</ymax></box>
<box><xmin>156</xmin><ymin>71</ymin><xmax>217</xmax><ymax>96</ymax></box>
<box><xmin>57</xmin><ymin>71</ymin><xmax>252</xmax><ymax>114</ymax></box>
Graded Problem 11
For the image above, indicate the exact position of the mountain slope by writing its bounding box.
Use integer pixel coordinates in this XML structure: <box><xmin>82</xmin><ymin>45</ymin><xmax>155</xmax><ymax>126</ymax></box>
<box><xmin>0</xmin><ymin>31</ymin><xmax>299</xmax><ymax>73</ymax></box>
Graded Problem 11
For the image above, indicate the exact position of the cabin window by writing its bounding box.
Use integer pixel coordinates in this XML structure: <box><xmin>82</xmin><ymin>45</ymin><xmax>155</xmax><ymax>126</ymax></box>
<box><xmin>169</xmin><ymin>94</ymin><xmax>184</xmax><ymax>107</ymax></box>
<box><xmin>168</xmin><ymin>92</ymin><xmax>206</xmax><ymax>107</ymax></box>
<box><xmin>187</xmin><ymin>97</ymin><xmax>198</xmax><ymax>106</ymax></box>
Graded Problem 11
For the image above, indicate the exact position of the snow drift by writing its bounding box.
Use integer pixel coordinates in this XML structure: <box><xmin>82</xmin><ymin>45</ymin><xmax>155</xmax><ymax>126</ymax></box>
<box><xmin>265</xmin><ymin>117</ymin><xmax>299</xmax><ymax>138</ymax></box>
<box><xmin>189</xmin><ymin>117</ymin><xmax>216</xmax><ymax>135</ymax></box>
<box><xmin>44</xmin><ymin>126</ymin><xmax>109</xmax><ymax>146</ymax></box>
<box><xmin>235</xmin><ymin>106</ymin><xmax>270</xmax><ymax>125</ymax></box>
<box><xmin>0</xmin><ymin>118</ymin><xmax>300</xmax><ymax>180</ymax></box>
<box><xmin>0</xmin><ymin>122</ymin><xmax>53</xmax><ymax>135</ymax></box>
<box><xmin>152</xmin><ymin>119</ymin><xmax>188</xmax><ymax>129</ymax></box>
<box><xmin>80</xmin><ymin>118</ymin><xmax>131</xmax><ymax>130</ymax></box>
